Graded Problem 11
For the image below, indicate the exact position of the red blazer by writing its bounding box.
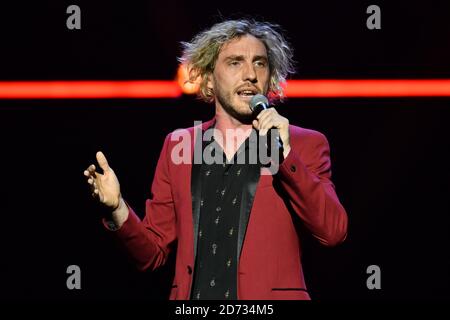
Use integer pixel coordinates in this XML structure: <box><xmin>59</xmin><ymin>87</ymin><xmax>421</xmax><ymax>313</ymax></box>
<box><xmin>108</xmin><ymin>118</ymin><xmax>348</xmax><ymax>300</ymax></box>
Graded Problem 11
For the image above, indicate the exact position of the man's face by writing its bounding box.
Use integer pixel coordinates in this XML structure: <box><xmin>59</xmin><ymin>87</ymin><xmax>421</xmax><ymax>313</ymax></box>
<box><xmin>208</xmin><ymin>34</ymin><xmax>270</xmax><ymax>122</ymax></box>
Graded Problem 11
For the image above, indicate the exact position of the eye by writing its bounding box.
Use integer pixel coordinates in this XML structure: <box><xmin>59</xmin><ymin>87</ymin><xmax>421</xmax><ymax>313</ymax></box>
<box><xmin>255</xmin><ymin>60</ymin><xmax>267</xmax><ymax>67</ymax></box>
<box><xmin>229</xmin><ymin>60</ymin><xmax>240</xmax><ymax>66</ymax></box>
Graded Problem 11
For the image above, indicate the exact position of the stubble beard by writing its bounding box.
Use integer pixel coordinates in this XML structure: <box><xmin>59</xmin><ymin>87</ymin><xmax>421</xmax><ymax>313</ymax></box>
<box><xmin>215</xmin><ymin>85</ymin><xmax>254</xmax><ymax>124</ymax></box>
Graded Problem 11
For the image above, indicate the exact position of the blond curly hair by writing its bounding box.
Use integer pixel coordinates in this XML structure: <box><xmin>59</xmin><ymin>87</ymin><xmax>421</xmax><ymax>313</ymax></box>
<box><xmin>179</xmin><ymin>19</ymin><xmax>295</xmax><ymax>103</ymax></box>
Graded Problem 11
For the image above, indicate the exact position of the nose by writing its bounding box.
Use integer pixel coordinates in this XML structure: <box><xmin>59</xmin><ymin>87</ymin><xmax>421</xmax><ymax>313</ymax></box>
<box><xmin>242</xmin><ymin>62</ymin><xmax>257</xmax><ymax>83</ymax></box>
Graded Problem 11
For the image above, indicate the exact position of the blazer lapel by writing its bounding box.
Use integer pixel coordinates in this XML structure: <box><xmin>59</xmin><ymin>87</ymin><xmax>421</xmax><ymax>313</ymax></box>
<box><xmin>237</xmin><ymin>164</ymin><xmax>261</xmax><ymax>261</ymax></box>
<box><xmin>190</xmin><ymin>118</ymin><xmax>215</xmax><ymax>263</ymax></box>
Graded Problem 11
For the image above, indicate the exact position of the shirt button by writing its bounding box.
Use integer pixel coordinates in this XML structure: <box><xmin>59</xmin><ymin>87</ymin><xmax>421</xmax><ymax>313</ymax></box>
<box><xmin>216</xmin><ymin>206</ymin><xmax>221</xmax><ymax>212</ymax></box>
<box><xmin>290</xmin><ymin>165</ymin><xmax>296</xmax><ymax>172</ymax></box>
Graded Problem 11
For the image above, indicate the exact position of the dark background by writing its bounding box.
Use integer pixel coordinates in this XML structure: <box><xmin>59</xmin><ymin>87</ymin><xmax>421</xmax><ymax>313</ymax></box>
<box><xmin>0</xmin><ymin>0</ymin><xmax>449</xmax><ymax>301</ymax></box>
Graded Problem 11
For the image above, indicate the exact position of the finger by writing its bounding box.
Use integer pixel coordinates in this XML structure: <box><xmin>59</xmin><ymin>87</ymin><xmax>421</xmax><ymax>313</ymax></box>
<box><xmin>256</xmin><ymin>108</ymin><xmax>271</xmax><ymax>121</ymax></box>
<box><xmin>85</xmin><ymin>170</ymin><xmax>96</xmax><ymax>182</ymax></box>
<box><xmin>259</xmin><ymin>116</ymin><xmax>275</xmax><ymax>135</ymax></box>
<box><xmin>256</xmin><ymin>107</ymin><xmax>273</xmax><ymax>120</ymax></box>
<box><xmin>258</xmin><ymin>108</ymin><xmax>278</xmax><ymax>120</ymax></box>
<box><xmin>88</xmin><ymin>178</ymin><xmax>93</xmax><ymax>184</ymax></box>
<box><xmin>258</xmin><ymin>110</ymin><xmax>272</xmax><ymax>134</ymax></box>
<box><xmin>264</xmin><ymin>119</ymin><xmax>285</xmax><ymax>136</ymax></box>
<box><xmin>256</xmin><ymin>111</ymin><xmax>275</xmax><ymax>131</ymax></box>
<box><xmin>96</xmin><ymin>151</ymin><xmax>110</xmax><ymax>172</ymax></box>
<box><xmin>87</xmin><ymin>164</ymin><xmax>97</xmax><ymax>176</ymax></box>
<box><xmin>89</xmin><ymin>183</ymin><xmax>97</xmax><ymax>192</ymax></box>
<box><xmin>252</xmin><ymin>119</ymin><xmax>259</xmax><ymax>130</ymax></box>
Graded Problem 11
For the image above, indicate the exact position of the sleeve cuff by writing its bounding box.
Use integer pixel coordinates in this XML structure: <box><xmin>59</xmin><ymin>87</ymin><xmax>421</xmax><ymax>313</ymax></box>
<box><xmin>101</xmin><ymin>202</ymin><xmax>141</xmax><ymax>233</ymax></box>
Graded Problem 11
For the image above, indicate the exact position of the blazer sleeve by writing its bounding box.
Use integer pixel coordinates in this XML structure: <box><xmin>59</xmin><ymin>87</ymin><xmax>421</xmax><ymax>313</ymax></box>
<box><xmin>276</xmin><ymin>129</ymin><xmax>348</xmax><ymax>246</ymax></box>
<box><xmin>104</xmin><ymin>133</ymin><xmax>177</xmax><ymax>271</ymax></box>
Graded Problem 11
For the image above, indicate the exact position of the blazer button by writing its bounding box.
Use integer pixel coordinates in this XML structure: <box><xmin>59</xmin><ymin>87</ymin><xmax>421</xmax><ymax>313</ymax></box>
<box><xmin>290</xmin><ymin>165</ymin><xmax>296</xmax><ymax>173</ymax></box>
<box><xmin>187</xmin><ymin>265</ymin><xmax>193</xmax><ymax>275</ymax></box>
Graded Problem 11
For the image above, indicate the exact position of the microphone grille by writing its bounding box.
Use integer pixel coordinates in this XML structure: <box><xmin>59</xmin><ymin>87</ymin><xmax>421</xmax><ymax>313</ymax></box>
<box><xmin>250</xmin><ymin>94</ymin><xmax>269</xmax><ymax>111</ymax></box>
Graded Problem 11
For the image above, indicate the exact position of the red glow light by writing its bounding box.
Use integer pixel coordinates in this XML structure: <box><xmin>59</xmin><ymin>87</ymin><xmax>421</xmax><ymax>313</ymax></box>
<box><xmin>0</xmin><ymin>79</ymin><xmax>449</xmax><ymax>99</ymax></box>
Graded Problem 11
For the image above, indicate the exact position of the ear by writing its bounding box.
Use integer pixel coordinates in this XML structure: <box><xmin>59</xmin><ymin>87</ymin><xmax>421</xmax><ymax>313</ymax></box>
<box><xmin>206</xmin><ymin>72</ymin><xmax>214</xmax><ymax>91</ymax></box>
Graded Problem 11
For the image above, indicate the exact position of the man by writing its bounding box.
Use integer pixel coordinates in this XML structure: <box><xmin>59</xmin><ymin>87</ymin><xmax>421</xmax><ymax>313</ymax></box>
<box><xmin>83</xmin><ymin>19</ymin><xmax>348</xmax><ymax>300</ymax></box>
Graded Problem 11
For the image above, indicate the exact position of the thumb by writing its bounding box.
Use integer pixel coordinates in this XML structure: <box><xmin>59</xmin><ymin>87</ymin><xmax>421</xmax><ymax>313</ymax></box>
<box><xmin>96</xmin><ymin>151</ymin><xmax>110</xmax><ymax>172</ymax></box>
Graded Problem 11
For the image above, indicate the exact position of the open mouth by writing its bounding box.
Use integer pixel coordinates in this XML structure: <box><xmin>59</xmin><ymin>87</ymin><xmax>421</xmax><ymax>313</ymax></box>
<box><xmin>237</xmin><ymin>88</ymin><xmax>258</xmax><ymax>98</ymax></box>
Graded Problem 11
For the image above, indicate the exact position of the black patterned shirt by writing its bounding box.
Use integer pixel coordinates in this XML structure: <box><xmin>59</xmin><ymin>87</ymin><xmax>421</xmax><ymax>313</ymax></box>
<box><xmin>190</xmin><ymin>135</ymin><xmax>252</xmax><ymax>300</ymax></box>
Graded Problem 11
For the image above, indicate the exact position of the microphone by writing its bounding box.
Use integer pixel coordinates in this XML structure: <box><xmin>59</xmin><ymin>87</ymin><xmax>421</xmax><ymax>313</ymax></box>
<box><xmin>249</xmin><ymin>94</ymin><xmax>284</xmax><ymax>163</ymax></box>
<box><xmin>249</xmin><ymin>94</ymin><xmax>270</xmax><ymax>116</ymax></box>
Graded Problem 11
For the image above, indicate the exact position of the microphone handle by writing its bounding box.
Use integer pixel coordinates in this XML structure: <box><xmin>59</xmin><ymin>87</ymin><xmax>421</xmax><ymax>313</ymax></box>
<box><xmin>253</xmin><ymin>104</ymin><xmax>284</xmax><ymax>163</ymax></box>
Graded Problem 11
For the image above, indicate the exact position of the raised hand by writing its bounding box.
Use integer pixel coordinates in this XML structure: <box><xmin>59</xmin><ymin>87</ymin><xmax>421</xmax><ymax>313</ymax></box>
<box><xmin>83</xmin><ymin>151</ymin><xmax>121</xmax><ymax>210</ymax></box>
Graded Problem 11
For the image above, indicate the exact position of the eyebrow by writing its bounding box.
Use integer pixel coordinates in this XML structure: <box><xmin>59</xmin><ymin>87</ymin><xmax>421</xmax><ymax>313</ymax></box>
<box><xmin>224</xmin><ymin>55</ymin><xmax>268</xmax><ymax>62</ymax></box>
